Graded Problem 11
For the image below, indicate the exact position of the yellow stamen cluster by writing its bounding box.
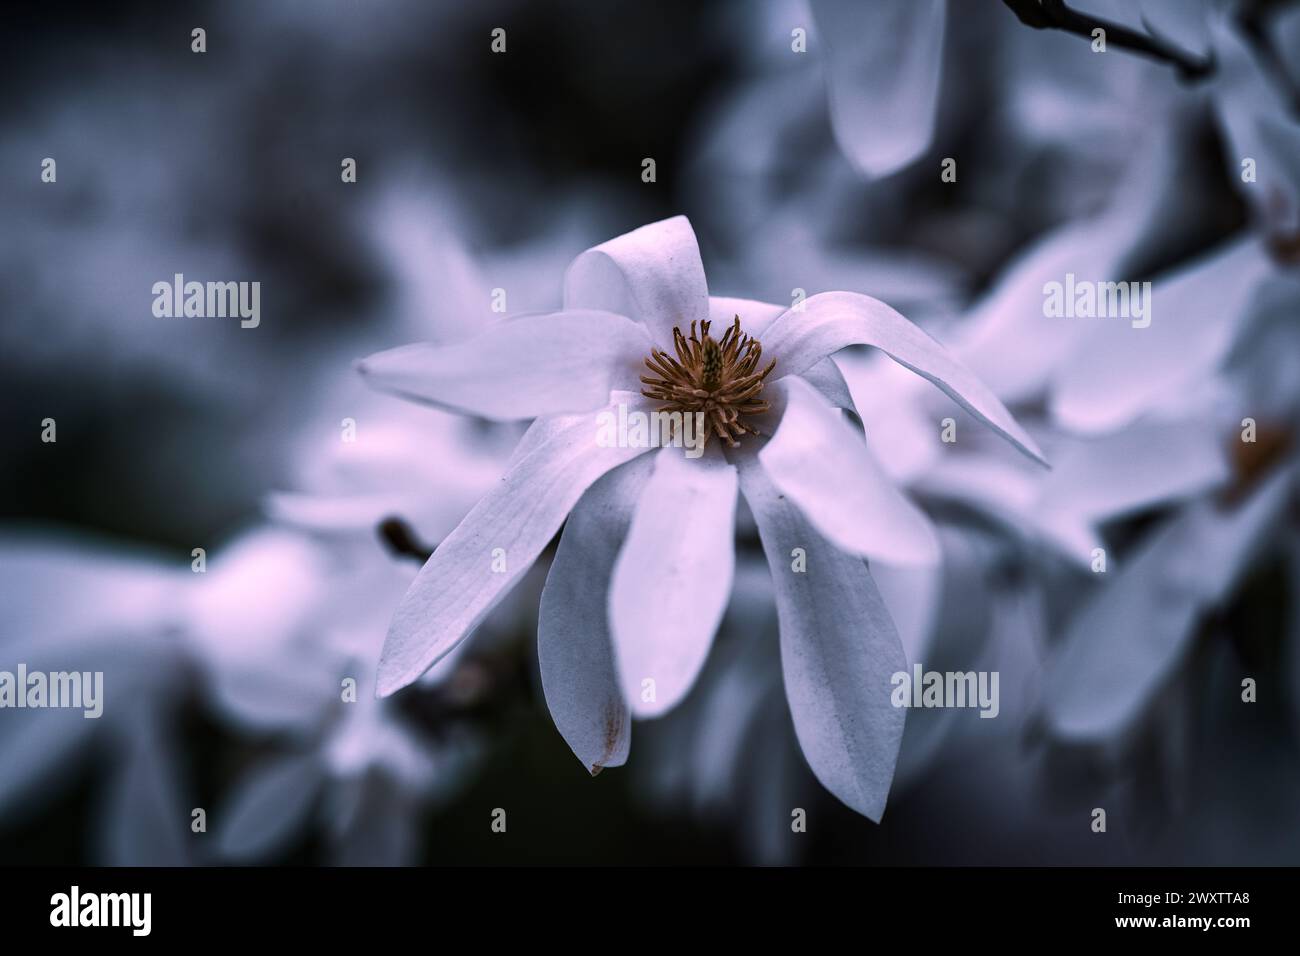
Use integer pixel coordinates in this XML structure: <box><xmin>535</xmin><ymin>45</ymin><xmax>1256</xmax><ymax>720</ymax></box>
<box><xmin>640</xmin><ymin>316</ymin><xmax>776</xmax><ymax>449</ymax></box>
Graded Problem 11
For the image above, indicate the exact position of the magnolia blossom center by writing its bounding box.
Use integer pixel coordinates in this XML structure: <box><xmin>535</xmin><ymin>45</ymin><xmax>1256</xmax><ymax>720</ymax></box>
<box><xmin>639</xmin><ymin>315</ymin><xmax>776</xmax><ymax>449</ymax></box>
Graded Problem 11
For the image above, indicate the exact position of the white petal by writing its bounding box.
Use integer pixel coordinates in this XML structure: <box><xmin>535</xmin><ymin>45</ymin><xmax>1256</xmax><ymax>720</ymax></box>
<box><xmin>609</xmin><ymin>445</ymin><xmax>738</xmax><ymax>718</ymax></box>
<box><xmin>564</xmin><ymin>216</ymin><xmax>709</xmax><ymax>351</ymax></box>
<box><xmin>760</xmin><ymin>377</ymin><xmax>938</xmax><ymax>566</ymax></box>
<box><xmin>812</xmin><ymin>0</ymin><xmax>946</xmax><ymax>178</ymax></box>
<box><xmin>1050</xmin><ymin>238</ymin><xmax>1277</xmax><ymax>433</ymax></box>
<box><xmin>738</xmin><ymin>458</ymin><xmax>907</xmax><ymax>821</ymax></box>
<box><xmin>538</xmin><ymin>455</ymin><xmax>655</xmax><ymax>773</ymax></box>
<box><xmin>377</xmin><ymin>396</ymin><xmax>652</xmax><ymax>695</ymax></box>
<box><xmin>1044</xmin><ymin>466</ymin><xmax>1294</xmax><ymax>740</ymax></box>
<box><xmin>357</xmin><ymin>310</ymin><xmax>650</xmax><ymax>420</ymax></box>
<box><xmin>762</xmin><ymin>291</ymin><xmax>1046</xmax><ymax>464</ymax></box>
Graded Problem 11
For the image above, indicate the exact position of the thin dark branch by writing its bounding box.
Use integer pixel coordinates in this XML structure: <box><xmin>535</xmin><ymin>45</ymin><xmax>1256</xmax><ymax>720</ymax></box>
<box><xmin>1001</xmin><ymin>0</ymin><xmax>1215</xmax><ymax>81</ymax></box>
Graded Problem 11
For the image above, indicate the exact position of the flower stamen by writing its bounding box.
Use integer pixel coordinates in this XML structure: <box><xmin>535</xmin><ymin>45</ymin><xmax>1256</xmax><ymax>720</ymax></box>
<box><xmin>640</xmin><ymin>315</ymin><xmax>777</xmax><ymax>449</ymax></box>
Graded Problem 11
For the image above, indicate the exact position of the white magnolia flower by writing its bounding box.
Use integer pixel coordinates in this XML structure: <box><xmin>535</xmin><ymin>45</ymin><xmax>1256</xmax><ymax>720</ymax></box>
<box><xmin>358</xmin><ymin>215</ymin><xmax>1043</xmax><ymax>819</ymax></box>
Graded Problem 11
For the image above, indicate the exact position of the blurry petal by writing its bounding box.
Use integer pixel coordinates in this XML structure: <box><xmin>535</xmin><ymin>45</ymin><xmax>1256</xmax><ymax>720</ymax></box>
<box><xmin>217</xmin><ymin>754</ymin><xmax>325</xmax><ymax>861</ymax></box>
<box><xmin>870</xmin><ymin>557</ymin><xmax>941</xmax><ymax>669</ymax></box>
<box><xmin>329</xmin><ymin>779</ymin><xmax>421</xmax><ymax>866</ymax></box>
<box><xmin>1037</xmin><ymin>418</ymin><xmax>1230</xmax><ymax>522</ymax></box>
<box><xmin>564</xmin><ymin>216</ymin><xmax>709</xmax><ymax>351</ymax></box>
<box><xmin>1051</xmin><ymin>238</ymin><xmax>1276</xmax><ymax>433</ymax></box>
<box><xmin>1212</xmin><ymin>16</ymin><xmax>1300</xmax><ymax>235</ymax></box>
<box><xmin>950</xmin><ymin>118</ymin><xmax>1188</xmax><ymax>404</ymax></box>
<box><xmin>0</xmin><ymin>705</ymin><xmax>102</xmax><ymax>823</ymax></box>
<box><xmin>378</xmin><ymin>396</ymin><xmax>652</xmax><ymax>696</ymax></box>
<box><xmin>610</xmin><ymin>446</ymin><xmax>738</xmax><ymax>718</ymax></box>
<box><xmin>763</xmin><ymin>291</ymin><xmax>1046</xmax><ymax>464</ymax></box>
<box><xmin>201</xmin><ymin>652</ymin><xmax>338</xmax><ymax>735</ymax></box>
<box><xmin>812</xmin><ymin>0</ymin><xmax>946</xmax><ymax>178</ymax></box>
<box><xmin>357</xmin><ymin>310</ymin><xmax>650</xmax><ymax>420</ymax></box>
<box><xmin>738</xmin><ymin>458</ymin><xmax>907</xmax><ymax>821</ymax></box>
<box><xmin>0</xmin><ymin>533</ymin><xmax>183</xmax><ymax>643</ymax></box>
<box><xmin>760</xmin><ymin>377</ymin><xmax>939</xmax><ymax>566</ymax></box>
<box><xmin>950</xmin><ymin>223</ymin><xmax>1118</xmax><ymax>403</ymax></box>
<box><xmin>184</xmin><ymin>528</ymin><xmax>340</xmax><ymax>732</ymax></box>
<box><xmin>100</xmin><ymin>715</ymin><xmax>190</xmax><ymax>866</ymax></box>
<box><xmin>892</xmin><ymin>525</ymin><xmax>997</xmax><ymax>790</ymax></box>
<box><xmin>1044</xmin><ymin>465</ymin><xmax>1294</xmax><ymax>740</ymax></box>
<box><xmin>538</xmin><ymin>455</ymin><xmax>654</xmax><ymax>773</ymax></box>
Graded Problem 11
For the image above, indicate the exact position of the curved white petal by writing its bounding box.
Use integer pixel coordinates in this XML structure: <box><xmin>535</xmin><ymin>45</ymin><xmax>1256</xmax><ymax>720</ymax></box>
<box><xmin>738</xmin><ymin>458</ymin><xmax>908</xmax><ymax>821</ymax></box>
<box><xmin>609</xmin><ymin>445</ymin><xmax>738</xmax><ymax>718</ymax></box>
<box><xmin>762</xmin><ymin>291</ymin><xmax>1045</xmax><ymax>464</ymax></box>
<box><xmin>564</xmin><ymin>216</ymin><xmax>709</xmax><ymax>351</ymax></box>
<box><xmin>357</xmin><ymin>310</ymin><xmax>650</xmax><ymax>420</ymax></box>
<box><xmin>377</xmin><ymin>396</ymin><xmax>653</xmax><ymax>695</ymax></box>
<box><xmin>812</xmin><ymin>0</ymin><xmax>946</xmax><ymax>179</ymax></box>
<box><xmin>538</xmin><ymin>454</ymin><xmax>655</xmax><ymax>773</ymax></box>
<box><xmin>760</xmin><ymin>377</ymin><xmax>938</xmax><ymax>566</ymax></box>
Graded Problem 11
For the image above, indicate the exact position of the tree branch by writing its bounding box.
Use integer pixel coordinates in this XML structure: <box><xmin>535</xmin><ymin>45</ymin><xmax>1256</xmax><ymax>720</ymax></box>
<box><xmin>1001</xmin><ymin>0</ymin><xmax>1215</xmax><ymax>81</ymax></box>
